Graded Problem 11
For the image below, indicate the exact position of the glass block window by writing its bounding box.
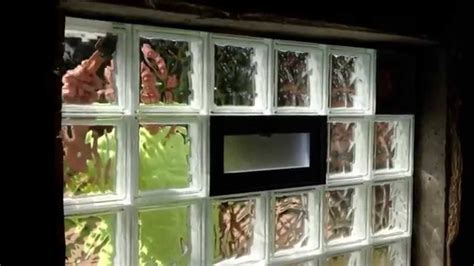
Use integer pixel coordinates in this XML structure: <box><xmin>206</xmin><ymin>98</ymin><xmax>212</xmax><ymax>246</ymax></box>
<box><xmin>61</xmin><ymin>17</ymin><xmax>413</xmax><ymax>266</ymax></box>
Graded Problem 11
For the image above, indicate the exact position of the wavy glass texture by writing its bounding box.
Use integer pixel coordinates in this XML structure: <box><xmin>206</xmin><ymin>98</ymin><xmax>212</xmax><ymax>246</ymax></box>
<box><xmin>325</xmin><ymin>188</ymin><xmax>356</xmax><ymax>243</ymax></box>
<box><xmin>329</xmin><ymin>122</ymin><xmax>356</xmax><ymax>174</ymax></box>
<box><xmin>214</xmin><ymin>45</ymin><xmax>257</xmax><ymax>106</ymax></box>
<box><xmin>139</xmin><ymin>124</ymin><xmax>191</xmax><ymax>191</ymax></box>
<box><xmin>277</xmin><ymin>50</ymin><xmax>310</xmax><ymax>107</ymax></box>
<box><xmin>139</xmin><ymin>38</ymin><xmax>193</xmax><ymax>106</ymax></box>
<box><xmin>64</xmin><ymin>213</ymin><xmax>116</xmax><ymax>266</ymax></box>
<box><xmin>139</xmin><ymin>206</ymin><xmax>191</xmax><ymax>266</ymax></box>
<box><xmin>61</xmin><ymin>30</ymin><xmax>118</xmax><ymax>105</ymax></box>
<box><xmin>62</xmin><ymin>125</ymin><xmax>116</xmax><ymax>197</ymax></box>
<box><xmin>212</xmin><ymin>199</ymin><xmax>257</xmax><ymax>263</ymax></box>
<box><xmin>274</xmin><ymin>194</ymin><xmax>310</xmax><ymax>252</ymax></box>
<box><xmin>330</xmin><ymin>55</ymin><xmax>358</xmax><ymax>108</ymax></box>
<box><xmin>372</xmin><ymin>182</ymin><xmax>408</xmax><ymax>235</ymax></box>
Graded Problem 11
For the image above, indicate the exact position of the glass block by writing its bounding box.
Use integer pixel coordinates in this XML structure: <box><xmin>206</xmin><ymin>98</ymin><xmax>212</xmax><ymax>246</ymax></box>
<box><xmin>328</xmin><ymin>118</ymin><xmax>370</xmax><ymax>182</ymax></box>
<box><xmin>328</xmin><ymin>47</ymin><xmax>375</xmax><ymax>115</ymax></box>
<box><xmin>136</xmin><ymin>27</ymin><xmax>205</xmax><ymax>112</ymax></box>
<box><xmin>371</xmin><ymin>179</ymin><xmax>410</xmax><ymax>237</ymax></box>
<box><xmin>61</xmin><ymin>17</ymin><xmax>127</xmax><ymax>112</ymax></box>
<box><xmin>324</xmin><ymin>185</ymin><xmax>367</xmax><ymax>247</ymax></box>
<box><xmin>271</xmin><ymin>189</ymin><xmax>320</xmax><ymax>257</ymax></box>
<box><xmin>137</xmin><ymin>117</ymin><xmax>202</xmax><ymax>195</ymax></box>
<box><xmin>138</xmin><ymin>203</ymin><xmax>201</xmax><ymax>266</ymax></box>
<box><xmin>373</xmin><ymin>116</ymin><xmax>413</xmax><ymax>178</ymax></box>
<box><xmin>370</xmin><ymin>241</ymin><xmax>409</xmax><ymax>266</ymax></box>
<box><xmin>61</xmin><ymin>119</ymin><xmax>124</xmax><ymax>200</ymax></box>
<box><xmin>211</xmin><ymin>35</ymin><xmax>270</xmax><ymax>113</ymax></box>
<box><xmin>322</xmin><ymin>249</ymin><xmax>365</xmax><ymax>266</ymax></box>
<box><xmin>64</xmin><ymin>212</ymin><xmax>116</xmax><ymax>265</ymax></box>
<box><xmin>211</xmin><ymin>195</ymin><xmax>265</xmax><ymax>265</ymax></box>
<box><xmin>273</xmin><ymin>42</ymin><xmax>325</xmax><ymax>114</ymax></box>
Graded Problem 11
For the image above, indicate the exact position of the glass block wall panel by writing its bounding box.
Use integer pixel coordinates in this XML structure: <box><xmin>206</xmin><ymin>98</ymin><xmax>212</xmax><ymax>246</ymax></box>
<box><xmin>61</xmin><ymin>16</ymin><xmax>413</xmax><ymax>266</ymax></box>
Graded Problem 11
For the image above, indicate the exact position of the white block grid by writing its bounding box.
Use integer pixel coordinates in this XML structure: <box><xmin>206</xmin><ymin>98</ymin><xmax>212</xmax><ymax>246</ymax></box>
<box><xmin>61</xmin><ymin>17</ymin><xmax>412</xmax><ymax>266</ymax></box>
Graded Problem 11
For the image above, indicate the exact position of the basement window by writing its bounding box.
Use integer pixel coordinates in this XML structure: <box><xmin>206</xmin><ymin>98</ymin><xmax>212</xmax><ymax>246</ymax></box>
<box><xmin>60</xmin><ymin>16</ymin><xmax>413</xmax><ymax>265</ymax></box>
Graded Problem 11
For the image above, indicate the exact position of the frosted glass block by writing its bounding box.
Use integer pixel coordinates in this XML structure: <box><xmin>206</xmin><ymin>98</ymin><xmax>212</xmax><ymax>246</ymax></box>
<box><xmin>370</xmin><ymin>241</ymin><xmax>409</xmax><ymax>266</ymax></box>
<box><xmin>324</xmin><ymin>185</ymin><xmax>367</xmax><ymax>248</ymax></box>
<box><xmin>373</xmin><ymin>116</ymin><xmax>414</xmax><ymax>178</ymax></box>
<box><xmin>61</xmin><ymin>17</ymin><xmax>128</xmax><ymax>113</ymax></box>
<box><xmin>224</xmin><ymin>133</ymin><xmax>310</xmax><ymax>173</ymax></box>
<box><xmin>327</xmin><ymin>118</ymin><xmax>371</xmax><ymax>182</ymax></box>
<box><xmin>138</xmin><ymin>202</ymin><xmax>202</xmax><ymax>266</ymax></box>
<box><xmin>371</xmin><ymin>179</ymin><xmax>410</xmax><ymax>238</ymax></box>
<box><xmin>137</xmin><ymin>117</ymin><xmax>203</xmax><ymax>197</ymax></box>
<box><xmin>61</xmin><ymin>118</ymin><xmax>126</xmax><ymax>205</ymax></box>
<box><xmin>328</xmin><ymin>46</ymin><xmax>375</xmax><ymax>115</ymax></box>
<box><xmin>273</xmin><ymin>41</ymin><xmax>325</xmax><ymax>114</ymax></box>
<box><xmin>64</xmin><ymin>212</ymin><xmax>118</xmax><ymax>265</ymax></box>
<box><xmin>322</xmin><ymin>249</ymin><xmax>365</xmax><ymax>266</ymax></box>
<box><xmin>134</xmin><ymin>26</ymin><xmax>205</xmax><ymax>113</ymax></box>
<box><xmin>210</xmin><ymin>34</ymin><xmax>270</xmax><ymax>113</ymax></box>
<box><xmin>210</xmin><ymin>195</ymin><xmax>265</xmax><ymax>265</ymax></box>
<box><xmin>270</xmin><ymin>189</ymin><xmax>320</xmax><ymax>258</ymax></box>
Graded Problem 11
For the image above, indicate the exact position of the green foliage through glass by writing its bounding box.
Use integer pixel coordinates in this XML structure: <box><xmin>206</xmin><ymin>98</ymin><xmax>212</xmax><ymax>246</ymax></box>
<box><xmin>64</xmin><ymin>213</ymin><xmax>115</xmax><ymax>266</ymax></box>
<box><xmin>139</xmin><ymin>124</ymin><xmax>191</xmax><ymax>191</ymax></box>
<box><xmin>139</xmin><ymin>206</ymin><xmax>191</xmax><ymax>266</ymax></box>
<box><xmin>62</xmin><ymin>125</ymin><xmax>116</xmax><ymax>198</ymax></box>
